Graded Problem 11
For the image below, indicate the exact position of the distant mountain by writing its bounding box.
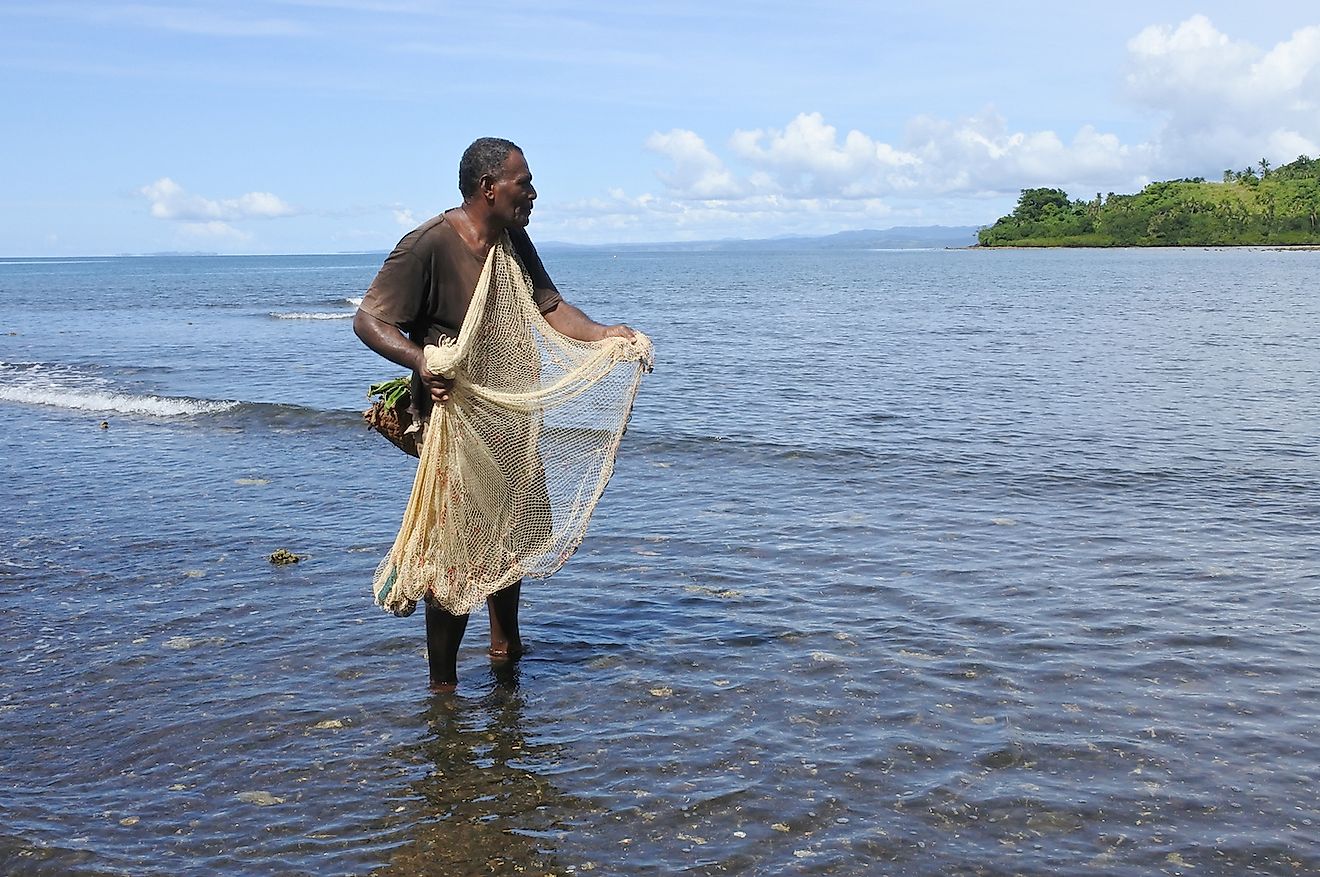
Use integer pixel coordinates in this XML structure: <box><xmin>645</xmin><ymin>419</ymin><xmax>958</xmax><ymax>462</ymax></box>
<box><xmin>117</xmin><ymin>250</ymin><xmax>221</xmax><ymax>257</ymax></box>
<box><xmin>541</xmin><ymin>225</ymin><xmax>978</xmax><ymax>253</ymax></box>
<box><xmin>799</xmin><ymin>226</ymin><xmax>980</xmax><ymax>249</ymax></box>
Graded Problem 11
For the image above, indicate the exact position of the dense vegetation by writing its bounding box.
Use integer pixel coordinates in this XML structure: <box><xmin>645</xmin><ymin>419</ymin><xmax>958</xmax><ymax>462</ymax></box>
<box><xmin>978</xmin><ymin>155</ymin><xmax>1320</xmax><ymax>247</ymax></box>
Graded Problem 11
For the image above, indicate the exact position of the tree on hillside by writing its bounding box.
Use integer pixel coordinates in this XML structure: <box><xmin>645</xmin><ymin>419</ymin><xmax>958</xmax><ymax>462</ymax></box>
<box><xmin>1012</xmin><ymin>187</ymin><xmax>1072</xmax><ymax>220</ymax></box>
<box><xmin>1285</xmin><ymin>179</ymin><xmax>1320</xmax><ymax>231</ymax></box>
<box><xmin>1273</xmin><ymin>155</ymin><xmax>1320</xmax><ymax>182</ymax></box>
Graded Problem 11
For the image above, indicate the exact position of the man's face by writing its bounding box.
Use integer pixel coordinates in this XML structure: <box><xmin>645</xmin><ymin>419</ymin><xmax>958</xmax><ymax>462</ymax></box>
<box><xmin>489</xmin><ymin>151</ymin><xmax>536</xmax><ymax>228</ymax></box>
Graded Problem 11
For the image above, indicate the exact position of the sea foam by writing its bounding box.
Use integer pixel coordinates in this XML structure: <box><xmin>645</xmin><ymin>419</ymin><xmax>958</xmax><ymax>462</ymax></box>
<box><xmin>269</xmin><ymin>311</ymin><xmax>354</xmax><ymax>320</ymax></box>
<box><xmin>0</xmin><ymin>362</ymin><xmax>238</xmax><ymax>417</ymax></box>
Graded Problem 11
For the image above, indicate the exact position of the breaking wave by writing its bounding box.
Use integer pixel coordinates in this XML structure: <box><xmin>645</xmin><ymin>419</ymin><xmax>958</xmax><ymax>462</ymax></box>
<box><xmin>269</xmin><ymin>311</ymin><xmax>354</xmax><ymax>320</ymax></box>
<box><xmin>0</xmin><ymin>362</ymin><xmax>239</xmax><ymax>417</ymax></box>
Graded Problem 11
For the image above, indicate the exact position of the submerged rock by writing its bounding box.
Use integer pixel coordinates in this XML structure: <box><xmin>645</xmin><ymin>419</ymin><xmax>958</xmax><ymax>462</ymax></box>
<box><xmin>268</xmin><ymin>548</ymin><xmax>301</xmax><ymax>565</ymax></box>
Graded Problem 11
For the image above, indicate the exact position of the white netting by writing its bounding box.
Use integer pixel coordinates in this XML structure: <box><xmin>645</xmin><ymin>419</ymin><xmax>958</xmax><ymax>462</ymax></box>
<box><xmin>372</xmin><ymin>234</ymin><xmax>653</xmax><ymax>616</ymax></box>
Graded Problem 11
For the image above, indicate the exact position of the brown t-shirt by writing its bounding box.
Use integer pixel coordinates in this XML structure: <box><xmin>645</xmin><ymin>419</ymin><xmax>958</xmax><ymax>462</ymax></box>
<box><xmin>360</xmin><ymin>210</ymin><xmax>562</xmax><ymax>345</ymax></box>
<box><xmin>359</xmin><ymin>211</ymin><xmax>563</xmax><ymax>418</ymax></box>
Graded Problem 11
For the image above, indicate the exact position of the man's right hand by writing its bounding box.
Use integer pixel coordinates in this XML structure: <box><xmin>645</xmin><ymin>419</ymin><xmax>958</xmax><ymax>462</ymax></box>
<box><xmin>418</xmin><ymin>359</ymin><xmax>455</xmax><ymax>404</ymax></box>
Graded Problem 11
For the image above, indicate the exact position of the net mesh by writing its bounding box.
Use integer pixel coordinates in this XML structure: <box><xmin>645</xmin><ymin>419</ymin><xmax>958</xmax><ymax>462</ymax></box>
<box><xmin>372</xmin><ymin>234</ymin><xmax>653</xmax><ymax>616</ymax></box>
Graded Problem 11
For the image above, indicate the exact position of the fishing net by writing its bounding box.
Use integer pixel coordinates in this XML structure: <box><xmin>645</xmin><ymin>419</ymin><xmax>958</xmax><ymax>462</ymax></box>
<box><xmin>372</xmin><ymin>234</ymin><xmax>654</xmax><ymax>617</ymax></box>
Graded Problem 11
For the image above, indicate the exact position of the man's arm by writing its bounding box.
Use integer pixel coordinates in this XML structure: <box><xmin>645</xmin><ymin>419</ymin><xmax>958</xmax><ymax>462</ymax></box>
<box><xmin>542</xmin><ymin>300</ymin><xmax>635</xmax><ymax>342</ymax></box>
<box><xmin>353</xmin><ymin>309</ymin><xmax>453</xmax><ymax>404</ymax></box>
<box><xmin>511</xmin><ymin>228</ymin><xmax>630</xmax><ymax>342</ymax></box>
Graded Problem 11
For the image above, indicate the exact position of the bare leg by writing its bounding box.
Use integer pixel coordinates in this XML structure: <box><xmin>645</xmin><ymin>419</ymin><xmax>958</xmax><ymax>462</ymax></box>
<box><xmin>425</xmin><ymin>600</ymin><xmax>470</xmax><ymax>692</ymax></box>
<box><xmin>486</xmin><ymin>579</ymin><xmax>523</xmax><ymax>661</ymax></box>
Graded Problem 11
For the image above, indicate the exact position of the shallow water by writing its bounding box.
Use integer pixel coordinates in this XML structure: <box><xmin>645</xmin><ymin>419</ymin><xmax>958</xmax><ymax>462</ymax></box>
<box><xmin>2</xmin><ymin>247</ymin><xmax>1319</xmax><ymax>875</ymax></box>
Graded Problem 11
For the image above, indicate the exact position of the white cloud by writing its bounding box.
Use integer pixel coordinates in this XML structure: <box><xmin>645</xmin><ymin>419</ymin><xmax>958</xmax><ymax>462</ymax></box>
<box><xmin>392</xmin><ymin>207</ymin><xmax>417</xmax><ymax>229</ymax></box>
<box><xmin>1125</xmin><ymin>15</ymin><xmax>1320</xmax><ymax>170</ymax></box>
<box><xmin>140</xmin><ymin>178</ymin><xmax>296</xmax><ymax>222</ymax></box>
<box><xmin>730</xmin><ymin>113</ymin><xmax>920</xmax><ymax>198</ymax></box>
<box><xmin>547</xmin><ymin>187</ymin><xmax>900</xmax><ymax>242</ymax></box>
<box><xmin>645</xmin><ymin>129</ymin><xmax>745</xmax><ymax>198</ymax></box>
<box><xmin>647</xmin><ymin>110</ymin><xmax>1147</xmax><ymax>206</ymax></box>
<box><xmin>900</xmin><ymin>111</ymin><xmax>1149</xmax><ymax>195</ymax></box>
<box><xmin>546</xmin><ymin>107</ymin><xmax>1153</xmax><ymax>242</ymax></box>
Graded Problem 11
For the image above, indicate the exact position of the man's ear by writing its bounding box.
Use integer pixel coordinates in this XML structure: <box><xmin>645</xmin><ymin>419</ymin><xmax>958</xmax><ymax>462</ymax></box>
<box><xmin>479</xmin><ymin>173</ymin><xmax>496</xmax><ymax>201</ymax></box>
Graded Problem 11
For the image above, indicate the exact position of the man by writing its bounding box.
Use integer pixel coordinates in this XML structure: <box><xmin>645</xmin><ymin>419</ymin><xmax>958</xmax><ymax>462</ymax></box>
<box><xmin>354</xmin><ymin>137</ymin><xmax>634</xmax><ymax>692</ymax></box>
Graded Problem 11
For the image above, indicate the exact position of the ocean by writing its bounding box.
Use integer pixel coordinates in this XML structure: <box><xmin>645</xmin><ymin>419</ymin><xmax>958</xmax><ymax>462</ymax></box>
<box><xmin>2</xmin><ymin>246</ymin><xmax>1318</xmax><ymax>875</ymax></box>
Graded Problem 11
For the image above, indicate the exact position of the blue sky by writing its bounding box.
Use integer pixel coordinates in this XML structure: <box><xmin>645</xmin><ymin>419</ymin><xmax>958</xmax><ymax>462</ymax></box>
<box><xmin>3</xmin><ymin>1</ymin><xmax>1318</xmax><ymax>255</ymax></box>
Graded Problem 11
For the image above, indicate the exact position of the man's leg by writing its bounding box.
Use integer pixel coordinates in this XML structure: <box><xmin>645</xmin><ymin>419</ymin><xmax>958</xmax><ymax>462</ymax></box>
<box><xmin>425</xmin><ymin>600</ymin><xmax>470</xmax><ymax>691</ymax></box>
<box><xmin>486</xmin><ymin>579</ymin><xmax>523</xmax><ymax>660</ymax></box>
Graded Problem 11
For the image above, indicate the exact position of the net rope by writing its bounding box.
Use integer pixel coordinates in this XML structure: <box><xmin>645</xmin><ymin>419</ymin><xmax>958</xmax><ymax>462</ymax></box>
<box><xmin>372</xmin><ymin>233</ymin><xmax>653</xmax><ymax>616</ymax></box>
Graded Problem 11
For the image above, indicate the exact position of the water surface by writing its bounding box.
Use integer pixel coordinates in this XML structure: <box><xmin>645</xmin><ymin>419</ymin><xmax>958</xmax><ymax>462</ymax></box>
<box><xmin>1</xmin><ymin>247</ymin><xmax>1318</xmax><ymax>875</ymax></box>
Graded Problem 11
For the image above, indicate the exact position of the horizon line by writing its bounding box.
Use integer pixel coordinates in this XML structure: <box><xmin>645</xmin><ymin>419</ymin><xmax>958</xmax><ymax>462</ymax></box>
<box><xmin>0</xmin><ymin>223</ymin><xmax>984</xmax><ymax>260</ymax></box>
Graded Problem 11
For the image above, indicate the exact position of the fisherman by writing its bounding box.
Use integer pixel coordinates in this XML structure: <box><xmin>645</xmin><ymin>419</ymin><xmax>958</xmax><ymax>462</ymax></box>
<box><xmin>353</xmin><ymin>137</ymin><xmax>635</xmax><ymax>691</ymax></box>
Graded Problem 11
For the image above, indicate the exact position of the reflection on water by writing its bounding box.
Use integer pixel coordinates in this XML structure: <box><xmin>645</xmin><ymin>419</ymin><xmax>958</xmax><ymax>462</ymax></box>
<box><xmin>376</xmin><ymin>666</ymin><xmax>594</xmax><ymax>876</ymax></box>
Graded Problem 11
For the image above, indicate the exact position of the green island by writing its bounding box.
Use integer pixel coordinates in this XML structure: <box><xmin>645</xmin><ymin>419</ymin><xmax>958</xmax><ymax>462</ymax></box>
<box><xmin>978</xmin><ymin>155</ymin><xmax>1320</xmax><ymax>247</ymax></box>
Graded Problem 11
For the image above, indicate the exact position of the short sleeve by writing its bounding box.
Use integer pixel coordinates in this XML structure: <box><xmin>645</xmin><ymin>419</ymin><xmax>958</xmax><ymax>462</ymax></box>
<box><xmin>359</xmin><ymin>246</ymin><xmax>427</xmax><ymax>330</ymax></box>
<box><xmin>509</xmin><ymin>226</ymin><xmax>563</xmax><ymax>313</ymax></box>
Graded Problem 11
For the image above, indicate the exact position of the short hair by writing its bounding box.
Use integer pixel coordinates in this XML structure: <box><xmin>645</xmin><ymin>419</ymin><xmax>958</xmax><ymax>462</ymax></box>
<box><xmin>458</xmin><ymin>137</ymin><xmax>522</xmax><ymax>198</ymax></box>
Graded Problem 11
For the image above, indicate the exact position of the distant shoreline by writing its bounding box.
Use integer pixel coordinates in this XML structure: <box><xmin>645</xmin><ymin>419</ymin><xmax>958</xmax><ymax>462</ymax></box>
<box><xmin>966</xmin><ymin>244</ymin><xmax>1320</xmax><ymax>252</ymax></box>
<box><xmin>8</xmin><ymin>243</ymin><xmax>1320</xmax><ymax>261</ymax></box>
<box><xmin>0</xmin><ymin>226</ymin><xmax>983</xmax><ymax>260</ymax></box>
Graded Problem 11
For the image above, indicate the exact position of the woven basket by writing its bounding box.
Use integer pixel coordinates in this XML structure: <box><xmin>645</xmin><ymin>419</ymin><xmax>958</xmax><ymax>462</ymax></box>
<box><xmin>363</xmin><ymin>391</ymin><xmax>420</xmax><ymax>458</ymax></box>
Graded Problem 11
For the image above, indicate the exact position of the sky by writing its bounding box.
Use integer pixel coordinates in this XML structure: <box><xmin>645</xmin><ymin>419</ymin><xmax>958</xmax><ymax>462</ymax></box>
<box><xmin>2</xmin><ymin>1</ymin><xmax>1319</xmax><ymax>255</ymax></box>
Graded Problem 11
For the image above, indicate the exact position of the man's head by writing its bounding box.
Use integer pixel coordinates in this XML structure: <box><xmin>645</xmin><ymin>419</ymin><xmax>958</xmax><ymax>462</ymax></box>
<box><xmin>459</xmin><ymin>137</ymin><xmax>522</xmax><ymax>199</ymax></box>
<box><xmin>459</xmin><ymin>137</ymin><xmax>536</xmax><ymax>228</ymax></box>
